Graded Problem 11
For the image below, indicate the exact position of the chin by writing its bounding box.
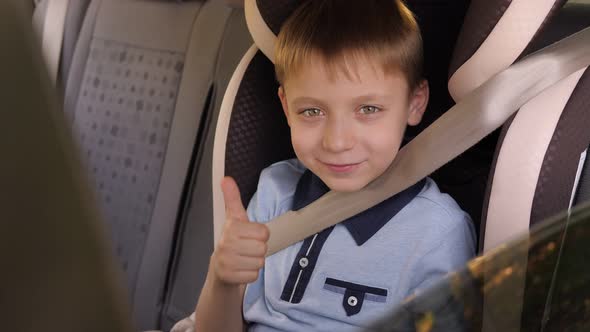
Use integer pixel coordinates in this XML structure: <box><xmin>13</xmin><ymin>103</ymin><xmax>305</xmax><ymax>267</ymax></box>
<box><xmin>324</xmin><ymin>178</ymin><xmax>369</xmax><ymax>193</ymax></box>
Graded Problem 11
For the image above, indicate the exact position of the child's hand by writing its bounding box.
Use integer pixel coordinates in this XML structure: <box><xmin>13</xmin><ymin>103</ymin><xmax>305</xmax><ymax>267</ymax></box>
<box><xmin>211</xmin><ymin>176</ymin><xmax>270</xmax><ymax>286</ymax></box>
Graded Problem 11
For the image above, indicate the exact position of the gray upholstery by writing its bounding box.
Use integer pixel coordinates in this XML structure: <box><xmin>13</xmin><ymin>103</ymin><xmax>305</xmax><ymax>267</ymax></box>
<box><xmin>32</xmin><ymin>0</ymin><xmax>91</xmax><ymax>91</ymax></box>
<box><xmin>159</xmin><ymin>9</ymin><xmax>253</xmax><ymax>331</ymax></box>
<box><xmin>61</xmin><ymin>0</ymin><xmax>91</xmax><ymax>88</ymax></box>
<box><xmin>63</xmin><ymin>0</ymin><xmax>236</xmax><ymax>329</ymax></box>
<box><xmin>31</xmin><ymin>0</ymin><xmax>48</xmax><ymax>31</ymax></box>
<box><xmin>72</xmin><ymin>36</ymin><xmax>185</xmax><ymax>289</ymax></box>
<box><xmin>32</xmin><ymin>0</ymin><xmax>49</xmax><ymax>43</ymax></box>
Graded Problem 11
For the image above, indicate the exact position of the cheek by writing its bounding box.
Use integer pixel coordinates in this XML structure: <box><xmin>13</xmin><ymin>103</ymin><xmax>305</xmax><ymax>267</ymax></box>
<box><xmin>365</xmin><ymin>120</ymin><xmax>405</xmax><ymax>154</ymax></box>
<box><xmin>369</xmin><ymin>136</ymin><xmax>401</xmax><ymax>166</ymax></box>
<box><xmin>290</xmin><ymin>124</ymin><xmax>317</xmax><ymax>157</ymax></box>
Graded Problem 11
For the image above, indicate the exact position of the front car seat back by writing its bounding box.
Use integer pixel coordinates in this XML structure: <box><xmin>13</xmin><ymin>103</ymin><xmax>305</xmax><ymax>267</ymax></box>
<box><xmin>63</xmin><ymin>0</ymin><xmax>233</xmax><ymax>328</ymax></box>
<box><xmin>1</xmin><ymin>2</ymin><xmax>133</xmax><ymax>330</ymax></box>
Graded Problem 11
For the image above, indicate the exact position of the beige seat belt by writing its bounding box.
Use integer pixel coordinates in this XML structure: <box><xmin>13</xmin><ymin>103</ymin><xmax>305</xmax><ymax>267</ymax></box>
<box><xmin>41</xmin><ymin>0</ymin><xmax>69</xmax><ymax>84</ymax></box>
<box><xmin>265</xmin><ymin>26</ymin><xmax>590</xmax><ymax>256</ymax></box>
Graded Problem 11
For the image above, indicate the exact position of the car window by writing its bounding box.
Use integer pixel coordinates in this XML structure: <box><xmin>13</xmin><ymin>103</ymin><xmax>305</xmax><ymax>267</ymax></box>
<box><xmin>371</xmin><ymin>202</ymin><xmax>590</xmax><ymax>331</ymax></box>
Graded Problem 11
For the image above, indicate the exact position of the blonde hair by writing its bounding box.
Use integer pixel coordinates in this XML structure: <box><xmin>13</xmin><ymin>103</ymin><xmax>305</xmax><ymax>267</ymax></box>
<box><xmin>275</xmin><ymin>0</ymin><xmax>423</xmax><ymax>90</ymax></box>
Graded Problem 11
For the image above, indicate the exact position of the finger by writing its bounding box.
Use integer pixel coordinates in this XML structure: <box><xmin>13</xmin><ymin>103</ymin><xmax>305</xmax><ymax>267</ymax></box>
<box><xmin>230</xmin><ymin>238</ymin><xmax>267</xmax><ymax>257</ymax></box>
<box><xmin>234</xmin><ymin>256</ymin><xmax>266</xmax><ymax>271</ymax></box>
<box><xmin>221</xmin><ymin>176</ymin><xmax>248</xmax><ymax>221</ymax></box>
<box><xmin>226</xmin><ymin>271</ymin><xmax>259</xmax><ymax>284</ymax></box>
<box><xmin>235</xmin><ymin>222</ymin><xmax>270</xmax><ymax>242</ymax></box>
<box><xmin>218</xmin><ymin>253</ymin><xmax>265</xmax><ymax>272</ymax></box>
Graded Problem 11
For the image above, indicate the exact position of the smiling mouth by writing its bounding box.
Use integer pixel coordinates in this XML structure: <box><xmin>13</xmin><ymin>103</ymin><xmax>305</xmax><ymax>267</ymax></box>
<box><xmin>322</xmin><ymin>161</ymin><xmax>363</xmax><ymax>173</ymax></box>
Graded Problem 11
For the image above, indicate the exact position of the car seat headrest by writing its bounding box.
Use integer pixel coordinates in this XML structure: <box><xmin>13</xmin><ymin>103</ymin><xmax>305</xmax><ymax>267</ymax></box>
<box><xmin>449</xmin><ymin>0</ymin><xmax>567</xmax><ymax>101</ymax></box>
<box><xmin>245</xmin><ymin>0</ymin><xmax>469</xmax><ymax>65</ymax></box>
<box><xmin>216</xmin><ymin>0</ymin><xmax>590</xmax><ymax>252</ymax></box>
<box><xmin>214</xmin><ymin>0</ymin><xmax>467</xmax><ymax>242</ymax></box>
<box><xmin>245</xmin><ymin>0</ymin><xmax>469</xmax><ymax>135</ymax></box>
<box><xmin>244</xmin><ymin>0</ymin><xmax>297</xmax><ymax>63</ymax></box>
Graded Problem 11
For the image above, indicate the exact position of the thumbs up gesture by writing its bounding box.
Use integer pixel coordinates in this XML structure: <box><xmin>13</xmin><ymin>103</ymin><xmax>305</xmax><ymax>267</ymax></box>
<box><xmin>211</xmin><ymin>177</ymin><xmax>270</xmax><ymax>285</ymax></box>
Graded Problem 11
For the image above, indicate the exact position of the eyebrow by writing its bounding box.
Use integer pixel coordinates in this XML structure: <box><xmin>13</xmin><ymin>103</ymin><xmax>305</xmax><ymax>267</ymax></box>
<box><xmin>350</xmin><ymin>93</ymin><xmax>392</xmax><ymax>103</ymax></box>
<box><xmin>291</xmin><ymin>96</ymin><xmax>324</xmax><ymax>105</ymax></box>
<box><xmin>291</xmin><ymin>94</ymin><xmax>392</xmax><ymax>106</ymax></box>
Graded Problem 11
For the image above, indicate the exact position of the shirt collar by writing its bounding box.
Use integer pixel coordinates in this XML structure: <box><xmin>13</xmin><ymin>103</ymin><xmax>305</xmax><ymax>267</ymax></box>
<box><xmin>292</xmin><ymin>169</ymin><xmax>426</xmax><ymax>246</ymax></box>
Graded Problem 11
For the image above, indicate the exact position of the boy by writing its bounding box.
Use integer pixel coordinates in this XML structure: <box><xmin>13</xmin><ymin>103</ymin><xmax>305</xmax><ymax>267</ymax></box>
<box><xmin>187</xmin><ymin>0</ymin><xmax>476</xmax><ymax>331</ymax></box>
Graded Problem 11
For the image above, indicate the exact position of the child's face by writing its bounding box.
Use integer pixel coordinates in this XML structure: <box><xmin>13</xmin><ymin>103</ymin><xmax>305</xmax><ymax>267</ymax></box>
<box><xmin>279</xmin><ymin>55</ymin><xmax>429</xmax><ymax>192</ymax></box>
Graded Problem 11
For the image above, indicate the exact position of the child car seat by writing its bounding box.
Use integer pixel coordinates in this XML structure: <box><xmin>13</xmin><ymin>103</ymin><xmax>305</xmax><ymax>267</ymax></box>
<box><xmin>211</xmin><ymin>0</ymin><xmax>473</xmax><ymax>245</ymax></box>
<box><xmin>169</xmin><ymin>0</ymin><xmax>589</xmax><ymax>330</ymax></box>
<box><xmin>448</xmin><ymin>0</ymin><xmax>590</xmax><ymax>253</ymax></box>
<box><xmin>212</xmin><ymin>0</ymin><xmax>585</xmax><ymax>253</ymax></box>
<box><xmin>371</xmin><ymin>3</ymin><xmax>590</xmax><ymax>323</ymax></box>
<box><xmin>447</xmin><ymin>1</ymin><xmax>589</xmax><ymax>330</ymax></box>
<box><xmin>167</xmin><ymin>0</ymin><xmax>471</xmax><ymax>329</ymax></box>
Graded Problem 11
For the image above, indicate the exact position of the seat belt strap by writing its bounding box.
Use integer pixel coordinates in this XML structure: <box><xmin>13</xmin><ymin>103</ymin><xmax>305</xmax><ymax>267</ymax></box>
<box><xmin>41</xmin><ymin>0</ymin><xmax>69</xmax><ymax>84</ymax></box>
<box><xmin>265</xmin><ymin>26</ymin><xmax>590</xmax><ymax>256</ymax></box>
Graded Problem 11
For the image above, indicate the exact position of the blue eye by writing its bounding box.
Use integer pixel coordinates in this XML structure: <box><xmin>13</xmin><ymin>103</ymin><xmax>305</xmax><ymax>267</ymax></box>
<box><xmin>359</xmin><ymin>105</ymin><xmax>380</xmax><ymax>114</ymax></box>
<box><xmin>301</xmin><ymin>108</ymin><xmax>323</xmax><ymax>117</ymax></box>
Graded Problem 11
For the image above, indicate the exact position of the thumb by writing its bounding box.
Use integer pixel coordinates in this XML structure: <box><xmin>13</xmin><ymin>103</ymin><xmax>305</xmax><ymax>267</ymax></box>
<box><xmin>221</xmin><ymin>176</ymin><xmax>248</xmax><ymax>222</ymax></box>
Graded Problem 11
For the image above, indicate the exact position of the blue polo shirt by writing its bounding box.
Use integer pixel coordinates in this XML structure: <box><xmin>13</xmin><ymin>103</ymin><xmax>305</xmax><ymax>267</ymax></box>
<box><xmin>243</xmin><ymin>159</ymin><xmax>475</xmax><ymax>331</ymax></box>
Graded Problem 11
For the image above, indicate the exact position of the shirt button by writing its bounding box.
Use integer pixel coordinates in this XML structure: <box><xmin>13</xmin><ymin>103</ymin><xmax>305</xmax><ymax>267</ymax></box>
<box><xmin>347</xmin><ymin>296</ymin><xmax>358</xmax><ymax>307</ymax></box>
<box><xmin>299</xmin><ymin>257</ymin><xmax>309</xmax><ymax>268</ymax></box>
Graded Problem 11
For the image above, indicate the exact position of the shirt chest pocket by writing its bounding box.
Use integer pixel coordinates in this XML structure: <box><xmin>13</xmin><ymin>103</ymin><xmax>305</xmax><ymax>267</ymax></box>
<box><xmin>323</xmin><ymin>278</ymin><xmax>388</xmax><ymax>316</ymax></box>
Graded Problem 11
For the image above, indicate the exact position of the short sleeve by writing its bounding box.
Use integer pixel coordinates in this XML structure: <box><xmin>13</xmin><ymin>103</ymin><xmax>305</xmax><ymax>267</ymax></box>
<box><xmin>246</xmin><ymin>190</ymin><xmax>267</xmax><ymax>223</ymax></box>
<box><xmin>245</xmin><ymin>159</ymin><xmax>306</xmax><ymax>223</ymax></box>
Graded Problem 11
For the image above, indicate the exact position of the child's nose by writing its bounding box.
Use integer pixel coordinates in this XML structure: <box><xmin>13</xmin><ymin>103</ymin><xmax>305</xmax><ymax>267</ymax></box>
<box><xmin>322</xmin><ymin>119</ymin><xmax>356</xmax><ymax>153</ymax></box>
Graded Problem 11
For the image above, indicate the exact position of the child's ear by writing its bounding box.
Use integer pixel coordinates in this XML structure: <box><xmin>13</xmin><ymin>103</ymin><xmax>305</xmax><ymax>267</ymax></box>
<box><xmin>407</xmin><ymin>80</ymin><xmax>429</xmax><ymax>126</ymax></box>
<box><xmin>278</xmin><ymin>86</ymin><xmax>291</xmax><ymax>126</ymax></box>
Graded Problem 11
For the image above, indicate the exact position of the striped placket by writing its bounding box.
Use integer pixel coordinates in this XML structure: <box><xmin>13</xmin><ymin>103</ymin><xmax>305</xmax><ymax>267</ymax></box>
<box><xmin>279</xmin><ymin>169</ymin><xmax>425</xmax><ymax>304</ymax></box>
<box><xmin>279</xmin><ymin>226</ymin><xmax>334</xmax><ymax>303</ymax></box>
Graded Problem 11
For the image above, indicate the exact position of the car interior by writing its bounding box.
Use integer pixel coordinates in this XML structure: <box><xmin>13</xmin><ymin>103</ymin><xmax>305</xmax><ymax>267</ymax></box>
<box><xmin>2</xmin><ymin>0</ymin><xmax>590</xmax><ymax>331</ymax></box>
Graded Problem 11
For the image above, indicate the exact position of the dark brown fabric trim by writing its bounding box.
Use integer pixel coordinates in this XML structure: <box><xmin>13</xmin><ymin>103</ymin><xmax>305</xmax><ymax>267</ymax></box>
<box><xmin>449</xmin><ymin>0</ymin><xmax>512</xmax><ymax>79</ymax></box>
<box><xmin>481</xmin><ymin>68</ymin><xmax>590</xmax><ymax>250</ymax></box>
<box><xmin>480</xmin><ymin>1</ymin><xmax>590</xmax><ymax>251</ymax></box>
<box><xmin>519</xmin><ymin>68</ymin><xmax>589</xmax><ymax>332</ymax></box>
<box><xmin>449</xmin><ymin>0</ymin><xmax>567</xmax><ymax>79</ymax></box>
<box><xmin>517</xmin><ymin>0</ymin><xmax>567</xmax><ymax>61</ymax></box>
<box><xmin>530</xmin><ymin>68</ymin><xmax>590</xmax><ymax>226</ymax></box>
<box><xmin>225</xmin><ymin>51</ymin><xmax>294</xmax><ymax>205</ymax></box>
<box><xmin>255</xmin><ymin>0</ymin><xmax>300</xmax><ymax>36</ymax></box>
